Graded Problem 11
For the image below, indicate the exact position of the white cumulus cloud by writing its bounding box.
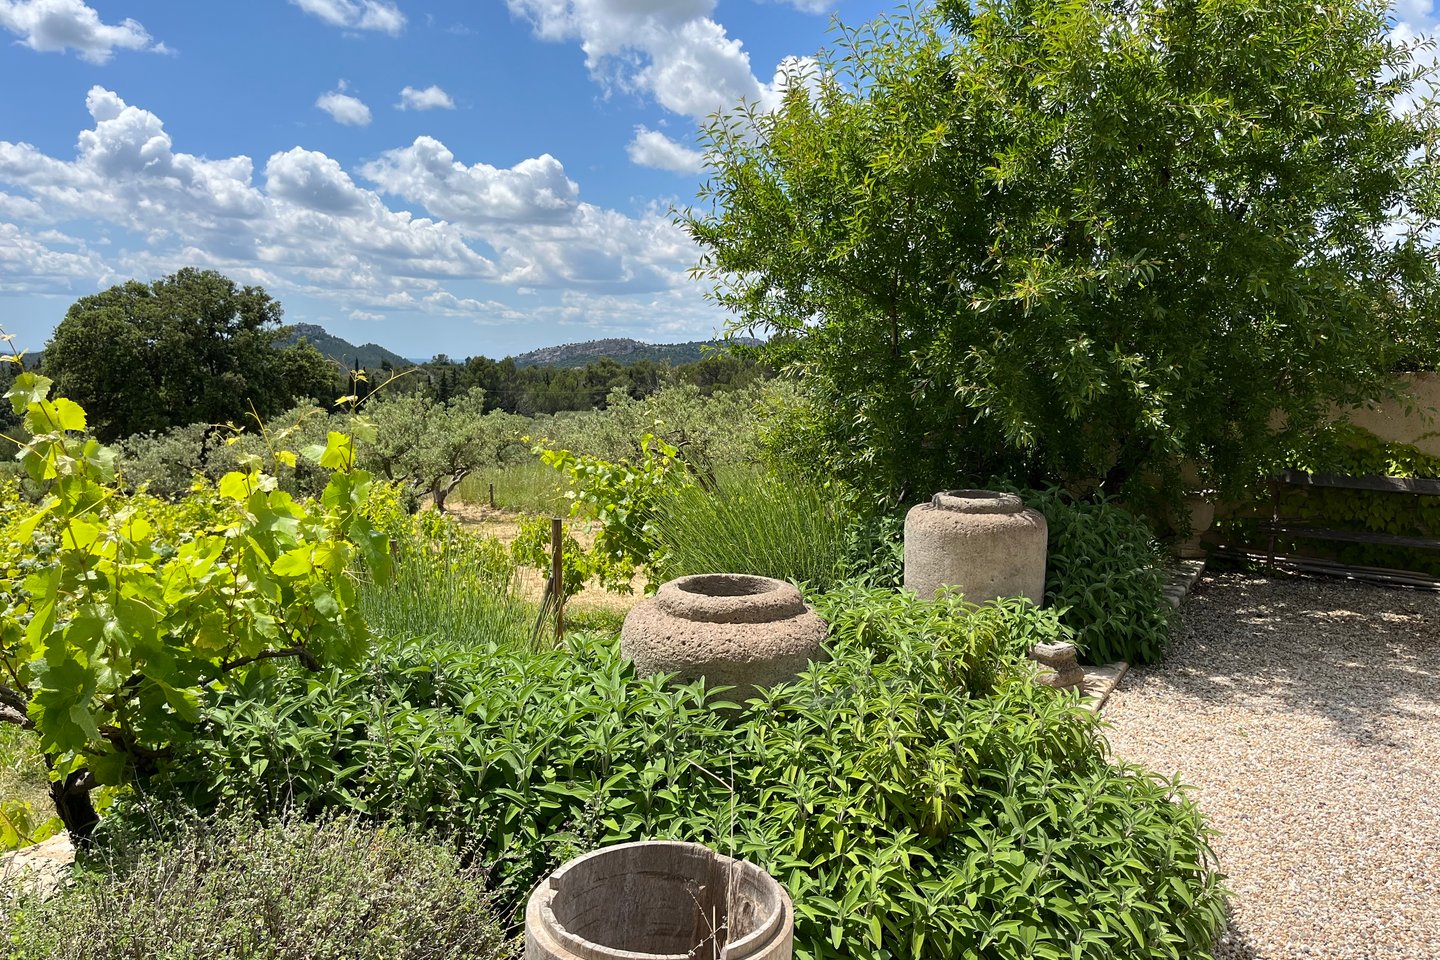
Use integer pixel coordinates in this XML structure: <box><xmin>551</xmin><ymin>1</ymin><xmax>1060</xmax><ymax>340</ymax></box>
<box><xmin>0</xmin><ymin>0</ymin><xmax>163</xmax><ymax>63</ymax></box>
<box><xmin>397</xmin><ymin>84</ymin><xmax>456</xmax><ymax>111</ymax></box>
<box><xmin>290</xmin><ymin>0</ymin><xmax>405</xmax><ymax>34</ymax></box>
<box><xmin>316</xmin><ymin>85</ymin><xmax>373</xmax><ymax>126</ymax></box>
<box><xmin>363</xmin><ymin>137</ymin><xmax>579</xmax><ymax>223</ymax></box>
<box><xmin>505</xmin><ymin>0</ymin><xmax>825</xmax><ymax>173</ymax></box>
<box><xmin>0</xmin><ymin>87</ymin><xmax>710</xmax><ymax>330</ymax></box>
<box><xmin>627</xmin><ymin>127</ymin><xmax>704</xmax><ymax>173</ymax></box>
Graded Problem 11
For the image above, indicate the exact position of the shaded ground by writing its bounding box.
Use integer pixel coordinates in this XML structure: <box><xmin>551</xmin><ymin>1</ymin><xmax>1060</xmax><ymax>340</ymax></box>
<box><xmin>1103</xmin><ymin>572</ymin><xmax>1440</xmax><ymax>959</ymax></box>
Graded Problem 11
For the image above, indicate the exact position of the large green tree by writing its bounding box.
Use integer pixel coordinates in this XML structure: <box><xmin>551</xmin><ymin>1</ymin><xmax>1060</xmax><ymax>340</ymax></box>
<box><xmin>43</xmin><ymin>269</ymin><xmax>342</xmax><ymax>441</ymax></box>
<box><xmin>689</xmin><ymin>0</ymin><xmax>1440</xmax><ymax>505</ymax></box>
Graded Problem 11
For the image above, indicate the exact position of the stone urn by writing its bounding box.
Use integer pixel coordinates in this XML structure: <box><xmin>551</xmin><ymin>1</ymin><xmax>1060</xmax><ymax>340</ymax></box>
<box><xmin>1028</xmin><ymin>641</ymin><xmax>1084</xmax><ymax>691</ymax></box>
<box><xmin>903</xmin><ymin>490</ymin><xmax>1048</xmax><ymax>604</ymax></box>
<box><xmin>621</xmin><ymin>574</ymin><xmax>827</xmax><ymax>701</ymax></box>
<box><xmin>525</xmin><ymin>840</ymin><xmax>793</xmax><ymax>960</ymax></box>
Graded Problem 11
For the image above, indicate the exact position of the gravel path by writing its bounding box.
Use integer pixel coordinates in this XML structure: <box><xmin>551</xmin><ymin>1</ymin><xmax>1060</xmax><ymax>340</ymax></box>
<box><xmin>1103</xmin><ymin>572</ymin><xmax>1440</xmax><ymax>960</ymax></box>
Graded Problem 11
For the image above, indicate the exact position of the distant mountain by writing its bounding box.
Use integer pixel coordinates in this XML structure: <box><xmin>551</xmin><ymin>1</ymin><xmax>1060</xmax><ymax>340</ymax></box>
<box><xmin>511</xmin><ymin>337</ymin><xmax>757</xmax><ymax>369</ymax></box>
<box><xmin>280</xmin><ymin>324</ymin><xmax>412</xmax><ymax>372</ymax></box>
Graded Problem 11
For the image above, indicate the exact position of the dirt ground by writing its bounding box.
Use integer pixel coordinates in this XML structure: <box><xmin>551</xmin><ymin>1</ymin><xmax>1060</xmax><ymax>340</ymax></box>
<box><xmin>442</xmin><ymin>501</ymin><xmax>646</xmax><ymax>620</ymax></box>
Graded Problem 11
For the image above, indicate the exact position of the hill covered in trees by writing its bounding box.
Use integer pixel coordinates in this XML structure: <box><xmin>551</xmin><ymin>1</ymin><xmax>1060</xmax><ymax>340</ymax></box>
<box><xmin>280</xmin><ymin>323</ymin><xmax>413</xmax><ymax>371</ymax></box>
<box><xmin>511</xmin><ymin>337</ymin><xmax>759</xmax><ymax>368</ymax></box>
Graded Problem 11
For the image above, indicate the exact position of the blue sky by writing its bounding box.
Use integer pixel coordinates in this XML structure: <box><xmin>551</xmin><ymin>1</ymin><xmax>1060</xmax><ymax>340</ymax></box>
<box><xmin>0</xmin><ymin>0</ymin><xmax>873</xmax><ymax>359</ymax></box>
<box><xmin>1</xmin><ymin>0</ymin><xmax>1436</xmax><ymax>360</ymax></box>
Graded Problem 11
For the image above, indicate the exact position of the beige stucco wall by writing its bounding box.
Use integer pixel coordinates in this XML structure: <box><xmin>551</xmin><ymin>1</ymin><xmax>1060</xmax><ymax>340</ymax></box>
<box><xmin>1339</xmin><ymin>372</ymin><xmax>1440</xmax><ymax>457</ymax></box>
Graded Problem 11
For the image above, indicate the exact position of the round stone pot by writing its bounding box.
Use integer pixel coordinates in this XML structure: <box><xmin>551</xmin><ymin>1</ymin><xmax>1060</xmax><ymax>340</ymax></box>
<box><xmin>525</xmin><ymin>840</ymin><xmax>793</xmax><ymax>960</ymax></box>
<box><xmin>621</xmin><ymin>574</ymin><xmax>827</xmax><ymax>701</ymax></box>
<box><xmin>903</xmin><ymin>490</ymin><xmax>1048</xmax><ymax>604</ymax></box>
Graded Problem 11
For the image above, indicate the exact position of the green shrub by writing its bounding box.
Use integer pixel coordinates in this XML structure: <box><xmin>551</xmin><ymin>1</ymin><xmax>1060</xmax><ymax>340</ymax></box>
<box><xmin>4</xmin><ymin>814</ymin><xmax>508</xmax><ymax>960</ymax></box>
<box><xmin>838</xmin><ymin>510</ymin><xmax>906</xmax><ymax>589</ymax></box>
<box><xmin>158</xmin><ymin>590</ymin><xmax>1224</xmax><ymax>960</ymax></box>
<box><xmin>1027</xmin><ymin>490</ymin><xmax>1173</xmax><ymax>665</ymax></box>
<box><xmin>654</xmin><ymin>466</ymin><xmax>850</xmax><ymax>590</ymax></box>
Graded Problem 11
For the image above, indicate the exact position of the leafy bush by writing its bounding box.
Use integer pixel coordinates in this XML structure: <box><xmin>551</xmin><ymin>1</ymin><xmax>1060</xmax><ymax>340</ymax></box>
<box><xmin>654</xmin><ymin>466</ymin><xmax>849</xmax><ymax>589</ymax></box>
<box><xmin>537</xmin><ymin>433</ymin><xmax>684</xmax><ymax>591</ymax></box>
<box><xmin>3</xmin><ymin>814</ymin><xmax>508</xmax><ymax>960</ymax></box>
<box><xmin>0</xmin><ymin>374</ymin><xmax>388</xmax><ymax>841</ymax></box>
<box><xmin>1027</xmin><ymin>490</ymin><xmax>1173</xmax><ymax>664</ymax></box>
<box><xmin>160</xmin><ymin>591</ymin><xmax>1224</xmax><ymax>960</ymax></box>
<box><xmin>838</xmin><ymin>510</ymin><xmax>906</xmax><ymax>589</ymax></box>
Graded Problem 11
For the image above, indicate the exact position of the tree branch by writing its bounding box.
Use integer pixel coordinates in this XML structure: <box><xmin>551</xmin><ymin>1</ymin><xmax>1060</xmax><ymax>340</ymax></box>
<box><xmin>0</xmin><ymin>682</ymin><xmax>32</xmax><ymax>730</ymax></box>
<box><xmin>221</xmin><ymin>645</ymin><xmax>322</xmax><ymax>673</ymax></box>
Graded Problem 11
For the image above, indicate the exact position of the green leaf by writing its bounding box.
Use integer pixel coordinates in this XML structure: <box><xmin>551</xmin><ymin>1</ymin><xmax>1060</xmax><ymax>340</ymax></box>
<box><xmin>6</xmin><ymin>370</ymin><xmax>51</xmax><ymax>414</ymax></box>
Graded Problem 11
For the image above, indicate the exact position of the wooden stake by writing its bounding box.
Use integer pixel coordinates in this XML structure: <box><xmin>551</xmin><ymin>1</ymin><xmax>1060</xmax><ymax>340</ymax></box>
<box><xmin>551</xmin><ymin>516</ymin><xmax>565</xmax><ymax>641</ymax></box>
<box><xmin>489</xmin><ymin>482</ymin><xmax>495</xmax><ymax>509</ymax></box>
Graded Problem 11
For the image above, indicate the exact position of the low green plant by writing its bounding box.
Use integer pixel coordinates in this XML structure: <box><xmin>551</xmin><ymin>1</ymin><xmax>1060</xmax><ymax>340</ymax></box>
<box><xmin>838</xmin><ymin>510</ymin><xmax>906</xmax><ymax>589</ymax></box>
<box><xmin>161</xmin><ymin>590</ymin><xmax>1224</xmax><ymax>960</ymax></box>
<box><xmin>510</xmin><ymin>513</ymin><xmax>590</xmax><ymax>600</ymax></box>
<box><xmin>653</xmin><ymin>466</ymin><xmax>849</xmax><ymax>590</ymax></box>
<box><xmin>3</xmin><ymin>813</ymin><xmax>509</xmax><ymax>960</ymax></box>
<box><xmin>1026</xmin><ymin>490</ymin><xmax>1173</xmax><ymax>665</ymax></box>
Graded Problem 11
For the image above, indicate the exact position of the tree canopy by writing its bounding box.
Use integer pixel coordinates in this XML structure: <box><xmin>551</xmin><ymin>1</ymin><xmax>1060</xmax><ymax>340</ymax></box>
<box><xmin>689</xmin><ymin>0</ymin><xmax>1440</xmax><ymax>505</ymax></box>
<box><xmin>43</xmin><ymin>269</ymin><xmax>341</xmax><ymax>441</ymax></box>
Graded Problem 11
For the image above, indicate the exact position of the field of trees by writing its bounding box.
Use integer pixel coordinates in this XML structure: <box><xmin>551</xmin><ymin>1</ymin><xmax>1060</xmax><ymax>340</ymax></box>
<box><xmin>3</xmin><ymin>0</ymin><xmax>1438</xmax><ymax>957</ymax></box>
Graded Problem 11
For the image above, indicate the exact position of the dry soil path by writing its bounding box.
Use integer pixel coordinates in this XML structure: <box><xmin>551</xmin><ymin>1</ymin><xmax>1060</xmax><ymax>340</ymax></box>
<box><xmin>1103</xmin><ymin>572</ymin><xmax>1440</xmax><ymax>959</ymax></box>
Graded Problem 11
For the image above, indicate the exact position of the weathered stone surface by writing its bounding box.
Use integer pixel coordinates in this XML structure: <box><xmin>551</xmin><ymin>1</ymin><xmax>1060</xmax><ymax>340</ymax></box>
<box><xmin>621</xmin><ymin>574</ymin><xmax>827</xmax><ymax>701</ymax></box>
<box><xmin>526</xmin><ymin>840</ymin><xmax>793</xmax><ymax>960</ymax></box>
<box><xmin>1</xmin><ymin>832</ymin><xmax>74</xmax><ymax>910</ymax></box>
<box><xmin>1028</xmin><ymin>640</ymin><xmax>1085</xmax><ymax>691</ymax></box>
<box><xmin>903</xmin><ymin>490</ymin><xmax>1048</xmax><ymax>604</ymax></box>
<box><xmin>1079</xmin><ymin>661</ymin><xmax>1130</xmax><ymax>712</ymax></box>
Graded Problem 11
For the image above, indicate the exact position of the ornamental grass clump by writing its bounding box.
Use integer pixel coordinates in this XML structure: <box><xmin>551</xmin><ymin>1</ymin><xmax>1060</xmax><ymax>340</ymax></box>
<box><xmin>3</xmin><ymin>814</ymin><xmax>509</xmax><ymax>960</ymax></box>
<box><xmin>158</xmin><ymin>589</ymin><xmax>1225</xmax><ymax>960</ymax></box>
<box><xmin>654</xmin><ymin>465</ymin><xmax>850</xmax><ymax>590</ymax></box>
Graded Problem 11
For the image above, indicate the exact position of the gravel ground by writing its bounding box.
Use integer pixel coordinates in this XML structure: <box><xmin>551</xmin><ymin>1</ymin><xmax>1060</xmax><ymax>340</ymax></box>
<box><xmin>1103</xmin><ymin>571</ymin><xmax>1440</xmax><ymax>960</ymax></box>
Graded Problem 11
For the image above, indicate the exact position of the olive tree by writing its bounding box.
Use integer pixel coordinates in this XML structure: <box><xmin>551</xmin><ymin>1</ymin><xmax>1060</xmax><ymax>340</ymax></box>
<box><xmin>361</xmin><ymin>389</ymin><xmax>522</xmax><ymax>513</ymax></box>
<box><xmin>689</xmin><ymin>0</ymin><xmax>1440</xmax><ymax>505</ymax></box>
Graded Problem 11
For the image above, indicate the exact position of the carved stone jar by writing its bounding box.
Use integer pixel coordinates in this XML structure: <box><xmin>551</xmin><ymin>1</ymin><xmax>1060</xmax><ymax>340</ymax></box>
<box><xmin>620</xmin><ymin>574</ymin><xmax>827</xmax><ymax>701</ymax></box>
<box><xmin>1028</xmin><ymin>640</ymin><xmax>1085</xmax><ymax>691</ymax></box>
<box><xmin>903</xmin><ymin>490</ymin><xmax>1048</xmax><ymax>604</ymax></box>
<box><xmin>525</xmin><ymin>840</ymin><xmax>793</xmax><ymax>960</ymax></box>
